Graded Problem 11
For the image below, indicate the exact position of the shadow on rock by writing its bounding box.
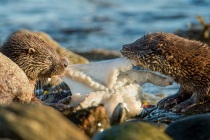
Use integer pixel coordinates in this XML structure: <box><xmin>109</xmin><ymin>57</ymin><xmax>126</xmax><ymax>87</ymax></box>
<box><xmin>165</xmin><ymin>114</ymin><xmax>210</xmax><ymax>140</ymax></box>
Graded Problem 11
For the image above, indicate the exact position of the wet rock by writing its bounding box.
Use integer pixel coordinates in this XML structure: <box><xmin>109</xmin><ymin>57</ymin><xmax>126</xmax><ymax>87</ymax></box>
<box><xmin>143</xmin><ymin>108</ymin><xmax>183</xmax><ymax>123</ymax></box>
<box><xmin>35</xmin><ymin>81</ymin><xmax>72</xmax><ymax>104</ymax></box>
<box><xmin>93</xmin><ymin>121</ymin><xmax>171</xmax><ymax>140</ymax></box>
<box><xmin>165</xmin><ymin>114</ymin><xmax>210</xmax><ymax>140</ymax></box>
<box><xmin>0</xmin><ymin>103</ymin><xmax>89</xmax><ymax>140</ymax></box>
<box><xmin>66</xmin><ymin>105</ymin><xmax>110</xmax><ymax>137</ymax></box>
<box><xmin>110</xmin><ymin>103</ymin><xmax>128</xmax><ymax>125</ymax></box>
<box><xmin>0</xmin><ymin>53</ymin><xmax>34</xmax><ymax>104</ymax></box>
<box><xmin>35</xmin><ymin>81</ymin><xmax>73</xmax><ymax>111</ymax></box>
<box><xmin>150</xmin><ymin>122</ymin><xmax>168</xmax><ymax>132</ymax></box>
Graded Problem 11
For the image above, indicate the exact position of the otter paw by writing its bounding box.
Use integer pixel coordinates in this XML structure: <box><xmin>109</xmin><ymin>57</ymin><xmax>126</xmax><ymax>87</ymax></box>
<box><xmin>172</xmin><ymin>98</ymin><xmax>195</xmax><ymax>113</ymax></box>
<box><xmin>157</xmin><ymin>95</ymin><xmax>180</xmax><ymax>110</ymax></box>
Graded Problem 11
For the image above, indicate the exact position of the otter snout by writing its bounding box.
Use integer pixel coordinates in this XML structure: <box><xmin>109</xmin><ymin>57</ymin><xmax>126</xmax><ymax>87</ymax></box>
<box><xmin>121</xmin><ymin>45</ymin><xmax>127</xmax><ymax>54</ymax></box>
<box><xmin>61</xmin><ymin>57</ymin><xmax>69</xmax><ymax>68</ymax></box>
<box><xmin>49</xmin><ymin>57</ymin><xmax>69</xmax><ymax>77</ymax></box>
<box><xmin>121</xmin><ymin>44</ymin><xmax>130</xmax><ymax>52</ymax></box>
<box><xmin>121</xmin><ymin>44</ymin><xmax>133</xmax><ymax>57</ymax></box>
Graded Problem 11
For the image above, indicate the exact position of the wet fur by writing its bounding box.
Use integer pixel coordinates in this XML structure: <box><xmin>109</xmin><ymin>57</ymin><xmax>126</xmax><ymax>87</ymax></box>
<box><xmin>0</xmin><ymin>30</ymin><xmax>68</xmax><ymax>82</ymax></box>
<box><xmin>121</xmin><ymin>32</ymin><xmax>210</xmax><ymax>112</ymax></box>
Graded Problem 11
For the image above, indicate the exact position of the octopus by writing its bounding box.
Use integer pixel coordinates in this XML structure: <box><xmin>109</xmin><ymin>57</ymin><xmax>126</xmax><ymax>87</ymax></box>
<box><xmin>62</xmin><ymin>58</ymin><xmax>173</xmax><ymax>117</ymax></box>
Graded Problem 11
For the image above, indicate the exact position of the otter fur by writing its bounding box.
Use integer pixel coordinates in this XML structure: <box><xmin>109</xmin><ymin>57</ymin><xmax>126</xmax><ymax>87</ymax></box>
<box><xmin>0</xmin><ymin>30</ymin><xmax>69</xmax><ymax>82</ymax></box>
<box><xmin>121</xmin><ymin>32</ymin><xmax>210</xmax><ymax>112</ymax></box>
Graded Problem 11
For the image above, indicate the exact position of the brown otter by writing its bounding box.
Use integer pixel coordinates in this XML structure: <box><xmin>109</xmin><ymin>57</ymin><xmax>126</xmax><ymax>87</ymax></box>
<box><xmin>0</xmin><ymin>30</ymin><xmax>69</xmax><ymax>82</ymax></box>
<box><xmin>0</xmin><ymin>30</ymin><xmax>69</xmax><ymax>106</ymax></box>
<box><xmin>121</xmin><ymin>32</ymin><xmax>210</xmax><ymax>113</ymax></box>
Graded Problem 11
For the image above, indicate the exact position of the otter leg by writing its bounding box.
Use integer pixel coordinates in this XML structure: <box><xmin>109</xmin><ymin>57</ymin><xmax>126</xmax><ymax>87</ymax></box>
<box><xmin>157</xmin><ymin>87</ymin><xmax>192</xmax><ymax>110</ymax></box>
<box><xmin>172</xmin><ymin>94</ymin><xmax>196</xmax><ymax>113</ymax></box>
<box><xmin>172</xmin><ymin>87</ymin><xmax>209</xmax><ymax>113</ymax></box>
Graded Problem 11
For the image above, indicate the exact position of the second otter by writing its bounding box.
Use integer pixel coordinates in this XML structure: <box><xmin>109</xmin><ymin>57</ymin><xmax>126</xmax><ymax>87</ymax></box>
<box><xmin>0</xmin><ymin>30</ymin><xmax>69</xmax><ymax>82</ymax></box>
<box><xmin>121</xmin><ymin>32</ymin><xmax>210</xmax><ymax>113</ymax></box>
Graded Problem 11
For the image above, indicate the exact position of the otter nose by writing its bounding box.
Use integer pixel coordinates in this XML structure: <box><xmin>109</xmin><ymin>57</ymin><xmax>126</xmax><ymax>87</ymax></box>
<box><xmin>63</xmin><ymin>61</ymin><xmax>68</xmax><ymax>67</ymax></box>
<box><xmin>121</xmin><ymin>44</ymin><xmax>131</xmax><ymax>51</ymax></box>
<box><xmin>121</xmin><ymin>44</ymin><xmax>130</xmax><ymax>54</ymax></box>
<box><xmin>61</xmin><ymin>58</ymin><xmax>69</xmax><ymax>68</ymax></box>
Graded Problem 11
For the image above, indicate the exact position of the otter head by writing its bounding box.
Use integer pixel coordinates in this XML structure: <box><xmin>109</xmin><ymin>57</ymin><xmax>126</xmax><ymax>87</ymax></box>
<box><xmin>121</xmin><ymin>32</ymin><xmax>179</xmax><ymax>76</ymax></box>
<box><xmin>1</xmin><ymin>31</ymin><xmax>69</xmax><ymax>81</ymax></box>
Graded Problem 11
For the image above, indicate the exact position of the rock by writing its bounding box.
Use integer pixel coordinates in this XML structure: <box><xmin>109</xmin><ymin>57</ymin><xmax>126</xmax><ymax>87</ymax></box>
<box><xmin>0</xmin><ymin>53</ymin><xmax>34</xmax><ymax>104</ymax></box>
<box><xmin>37</xmin><ymin>90</ymin><xmax>72</xmax><ymax>104</ymax></box>
<box><xmin>60</xmin><ymin>27</ymin><xmax>101</xmax><ymax>34</ymax></box>
<box><xmin>143</xmin><ymin>108</ymin><xmax>183</xmax><ymax>123</ymax></box>
<box><xmin>0</xmin><ymin>103</ymin><xmax>90</xmax><ymax>140</ymax></box>
<box><xmin>165</xmin><ymin>114</ymin><xmax>210</xmax><ymax>140</ymax></box>
<box><xmin>93</xmin><ymin>122</ymin><xmax>171</xmax><ymax>140</ymax></box>
<box><xmin>75</xmin><ymin>49</ymin><xmax>121</xmax><ymax>61</ymax></box>
<box><xmin>66</xmin><ymin>105</ymin><xmax>110</xmax><ymax>137</ymax></box>
<box><xmin>128</xmin><ymin>119</ymin><xmax>168</xmax><ymax>132</ymax></box>
<box><xmin>110</xmin><ymin>103</ymin><xmax>128</xmax><ymax>125</ymax></box>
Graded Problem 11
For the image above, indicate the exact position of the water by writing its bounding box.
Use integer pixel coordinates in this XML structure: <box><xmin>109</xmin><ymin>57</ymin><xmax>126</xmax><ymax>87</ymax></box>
<box><xmin>0</xmin><ymin>0</ymin><xmax>210</xmax><ymax>51</ymax></box>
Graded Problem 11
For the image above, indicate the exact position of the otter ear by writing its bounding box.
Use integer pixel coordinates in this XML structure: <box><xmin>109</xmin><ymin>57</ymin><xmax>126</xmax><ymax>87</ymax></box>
<box><xmin>28</xmin><ymin>48</ymin><xmax>35</xmax><ymax>56</ymax></box>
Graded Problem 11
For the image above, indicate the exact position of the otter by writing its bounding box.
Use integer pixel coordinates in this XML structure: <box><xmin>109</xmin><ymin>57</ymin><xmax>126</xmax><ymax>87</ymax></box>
<box><xmin>0</xmin><ymin>30</ymin><xmax>69</xmax><ymax>82</ymax></box>
<box><xmin>121</xmin><ymin>32</ymin><xmax>210</xmax><ymax>113</ymax></box>
<box><xmin>0</xmin><ymin>30</ymin><xmax>69</xmax><ymax>105</ymax></box>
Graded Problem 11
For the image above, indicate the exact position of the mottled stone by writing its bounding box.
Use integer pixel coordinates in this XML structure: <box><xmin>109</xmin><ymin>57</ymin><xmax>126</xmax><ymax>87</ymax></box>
<box><xmin>0</xmin><ymin>103</ymin><xmax>89</xmax><ymax>140</ymax></box>
<box><xmin>66</xmin><ymin>105</ymin><xmax>110</xmax><ymax>137</ymax></box>
<box><xmin>0</xmin><ymin>53</ymin><xmax>34</xmax><ymax>104</ymax></box>
<box><xmin>93</xmin><ymin>122</ymin><xmax>171</xmax><ymax>140</ymax></box>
